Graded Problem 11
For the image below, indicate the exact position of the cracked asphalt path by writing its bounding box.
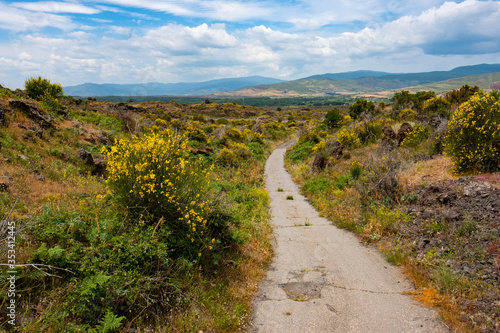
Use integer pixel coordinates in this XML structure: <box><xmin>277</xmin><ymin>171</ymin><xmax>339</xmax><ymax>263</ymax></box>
<box><xmin>250</xmin><ymin>141</ymin><xmax>448</xmax><ymax>332</ymax></box>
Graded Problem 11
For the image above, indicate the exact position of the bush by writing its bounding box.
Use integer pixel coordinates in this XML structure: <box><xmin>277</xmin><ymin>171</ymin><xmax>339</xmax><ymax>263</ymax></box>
<box><xmin>422</xmin><ymin>97</ymin><xmax>451</xmax><ymax>117</ymax></box>
<box><xmin>324</xmin><ymin>108</ymin><xmax>343</xmax><ymax>129</ymax></box>
<box><xmin>336</xmin><ymin>127</ymin><xmax>361</xmax><ymax>149</ymax></box>
<box><xmin>25</xmin><ymin>76</ymin><xmax>63</xmax><ymax>100</ymax></box>
<box><xmin>104</xmin><ymin>129</ymin><xmax>214</xmax><ymax>259</ymax></box>
<box><xmin>349</xmin><ymin>99</ymin><xmax>375</xmax><ymax>119</ymax></box>
<box><xmin>399</xmin><ymin>108</ymin><xmax>417</xmax><ymax>121</ymax></box>
<box><xmin>444</xmin><ymin>91</ymin><xmax>500</xmax><ymax>174</ymax></box>
<box><xmin>401</xmin><ymin>124</ymin><xmax>429</xmax><ymax>148</ymax></box>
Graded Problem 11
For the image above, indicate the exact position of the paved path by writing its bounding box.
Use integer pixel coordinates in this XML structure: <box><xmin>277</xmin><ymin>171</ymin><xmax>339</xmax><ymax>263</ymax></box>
<box><xmin>251</xmin><ymin>141</ymin><xmax>448</xmax><ymax>332</ymax></box>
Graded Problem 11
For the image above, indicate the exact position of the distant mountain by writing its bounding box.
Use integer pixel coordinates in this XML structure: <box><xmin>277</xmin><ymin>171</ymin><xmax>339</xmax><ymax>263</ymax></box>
<box><xmin>306</xmin><ymin>70</ymin><xmax>392</xmax><ymax>80</ymax></box>
<box><xmin>64</xmin><ymin>76</ymin><xmax>285</xmax><ymax>97</ymax></box>
<box><xmin>215</xmin><ymin>64</ymin><xmax>500</xmax><ymax>98</ymax></box>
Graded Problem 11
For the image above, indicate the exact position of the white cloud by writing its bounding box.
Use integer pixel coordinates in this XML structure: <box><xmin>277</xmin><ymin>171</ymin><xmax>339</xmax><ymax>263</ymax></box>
<box><xmin>2</xmin><ymin>0</ymin><xmax>500</xmax><ymax>89</ymax></box>
<box><xmin>0</xmin><ymin>3</ymin><xmax>75</xmax><ymax>32</ymax></box>
<box><xmin>109</xmin><ymin>26</ymin><xmax>132</xmax><ymax>35</ymax></box>
<box><xmin>11</xmin><ymin>1</ymin><xmax>101</xmax><ymax>14</ymax></box>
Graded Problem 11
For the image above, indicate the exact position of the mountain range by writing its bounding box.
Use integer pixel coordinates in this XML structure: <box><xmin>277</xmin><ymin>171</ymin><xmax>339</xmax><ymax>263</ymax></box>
<box><xmin>64</xmin><ymin>76</ymin><xmax>285</xmax><ymax>97</ymax></box>
<box><xmin>65</xmin><ymin>64</ymin><xmax>500</xmax><ymax>98</ymax></box>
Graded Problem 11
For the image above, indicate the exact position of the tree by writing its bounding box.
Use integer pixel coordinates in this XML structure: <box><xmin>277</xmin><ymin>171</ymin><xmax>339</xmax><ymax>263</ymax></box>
<box><xmin>348</xmin><ymin>99</ymin><xmax>375</xmax><ymax>119</ymax></box>
<box><xmin>324</xmin><ymin>108</ymin><xmax>343</xmax><ymax>129</ymax></box>
<box><xmin>444</xmin><ymin>84</ymin><xmax>480</xmax><ymax>106</ymax></box>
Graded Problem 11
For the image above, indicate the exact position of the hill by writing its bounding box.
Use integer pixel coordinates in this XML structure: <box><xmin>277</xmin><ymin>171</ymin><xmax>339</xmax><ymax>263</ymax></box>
<box><xmin>64</xmin><ymin>76</ymin><xmax>284</xmax><ymax>97</ymax></box>
<box><xmin>215</xmin><ymin>64</ymin><xmax>500</xmax><ymax>98</ymax></box>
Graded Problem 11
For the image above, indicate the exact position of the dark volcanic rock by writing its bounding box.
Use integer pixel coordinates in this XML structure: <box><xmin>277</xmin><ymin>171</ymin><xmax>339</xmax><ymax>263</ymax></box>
<box><xmin>396</xmin><ymin>122</ymin><xmax>412</xmax><ymax>146</ymax></box>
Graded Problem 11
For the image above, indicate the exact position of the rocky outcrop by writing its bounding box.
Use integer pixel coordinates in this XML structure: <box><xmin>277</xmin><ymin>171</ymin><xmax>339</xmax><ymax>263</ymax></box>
<box><xmin>8</xmin><ymin>99</ymin><xmax>52</xmax><ymax>128</ymax></box>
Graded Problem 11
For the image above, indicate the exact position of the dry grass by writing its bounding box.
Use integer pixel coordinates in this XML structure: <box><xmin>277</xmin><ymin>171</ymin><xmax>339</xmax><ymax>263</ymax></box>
<box><xmin>398</xmin><ymin>155</ymin><xmax>457</xmax><ymax>187</ymax></box>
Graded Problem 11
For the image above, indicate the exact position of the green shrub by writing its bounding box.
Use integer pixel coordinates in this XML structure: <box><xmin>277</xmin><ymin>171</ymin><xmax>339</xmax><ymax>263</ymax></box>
<box><xmin>286</xmin><ymin>141</ymin><xmax>315</xmax><ymax>162</ymax></box>
<box><xmin>324</xmin><ymin>108</ymin><xmax>343</xmax><ymax>129</ymax></box>
<box><xmin>25</xmin><ymin>76</ymin><xmax>63</xmax><ymax>100</ymax></box>
<box><xmin>444</xmin><ymin>91</ymin><xmax>500</xmax><ymax>174</ymax></box>
<box><xmin>303</xmin><ymin>178</ymin><xmax>332</xmax><ymax>196</ymax></box>
<box><xmin>349</xmin><ymin>99</ymin><xmax>375</xmax><ymax>119</ymax></box>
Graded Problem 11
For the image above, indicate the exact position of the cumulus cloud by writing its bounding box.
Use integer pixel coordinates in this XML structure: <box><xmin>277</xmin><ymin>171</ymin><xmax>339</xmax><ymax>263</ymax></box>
<box><xmin>1</xmin><ymin>0</ymin><xmax>500</xmax><ymax>89</ymax></box>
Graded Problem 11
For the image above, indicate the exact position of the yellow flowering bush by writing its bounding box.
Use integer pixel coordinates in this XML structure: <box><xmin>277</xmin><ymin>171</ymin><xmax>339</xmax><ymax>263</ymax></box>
<box><xmin>224</xmin><ymin>127</ymin><xmax>245</xmax><ymax>142</ymax></box>
<box><xmin>399</xmin><ymin>108</ymin><xmax>417</xmax><ymax>121</ymax></box>
<box><xmin>104</xmin><ymin>129</ymin><xmax>213</xmax><ymax>259</ymax></box>
<box><xmin>185</xmin><ymin>123</ymin><xmax>208</xmax><ymax>143</ymax></box>
<box><xmin>401</xmin><ymin>124</ymin><xmax>429</xmax><ymax>148</ymax></box>
<box><xmin>444</xmin><ymin>91</ymin><xmax>500</xmax><ymax>174</ymax></box>
<box><xmin>336</xmin><ymin>127</ymin><xmax>361</xmax><ymax>149</ymax></box>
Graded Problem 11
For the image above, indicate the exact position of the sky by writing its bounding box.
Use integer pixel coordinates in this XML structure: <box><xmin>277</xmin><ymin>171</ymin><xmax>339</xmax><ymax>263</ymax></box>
<box><xmin>1</xmin><ymin>0</ymin><xmax>500</xmax><ymax>89</ymax></box>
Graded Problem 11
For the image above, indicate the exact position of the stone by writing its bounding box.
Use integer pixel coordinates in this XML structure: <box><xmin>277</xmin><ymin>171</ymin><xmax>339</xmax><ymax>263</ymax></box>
<box><xmin>396</xmin><ymin>122</ymin><xmax>413</xmax><ymax>145</ymax></box>
<box><xmin>463</xmin><ymin>182</ymin><xmax>493</xmax><ymax>197</ymax></box>
<box><xmin>325</xmin><ymin>140</ymin><xmax>344</xmax><ymax>159</ymax></box>
<box><xmin>0</xmin><ymin>182</ymin><xmax>9</xmax><ymax>192</ymax></box>
<box><xmin>382</xmin><ymin>125</ymin><xmax>396</xmax><ymax>140</ymax></box>
<box><xmin>92</xmin><ymin>154</ymin><xmax>107</xmax><ymax>176</ymax></box>
<box><xmin>312</xmin><ymin>152</ymin><xmax>326</xmax><ymax>171</ymax></box>
<box><xmin>77</xmin><ymin>148</ymin><xmax>94</xmax><ymax>166</ymax></box>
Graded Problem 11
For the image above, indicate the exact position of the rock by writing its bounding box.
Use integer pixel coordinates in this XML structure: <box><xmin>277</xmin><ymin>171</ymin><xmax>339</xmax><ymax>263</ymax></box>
<box><xmin>397</xmin><ymin>122</ymin><xmax>413</xmax><ymax>145</ymax></box>
<box><xmin>312</xmin><ymin>152</ymin><xmax>326</xmax><ymax>171</ymax></box>
<box><xmin>77</xmin><ymin>148</ymin><xmax>94</xmax><ymax>166</ymax></box>
<box><xmin>18</xmin><ymin>154</ymin><xmax>32</xmax><ymax>163</ymax></box>
<box><xmin>325</xmin><ymin>140</ymin><xmax>344</xmax><ymax>159</ymax></box>
<box><xmin>37</xmin><ymin>175</ymin><xmax>45</xmax><ymax>182</ymax></box>
<box><xmin>463</xmin><ymin>182</ymin><xmax>493</xmax><ymax>197</ymax></box>
<box><xmin>96</xmin><ymin>131</ymin><xmax>110</xmax><ymax>144</ymax></box>
<box><xmin>93</xmin><ymin>154</ymin><xmax>107</xmax><ymax>176</ymax></box>
<box><xmin>0</xmin><ymin>102</ymin><xmax>7</xmax><ymax>127</ymax></box>
<box><xmin>382</xmin><ymin>125</ymin><xmax>396</xmax><ymax>140</ymax></box>
<box><xmin>8</xmin><ymin>99</ymin><xmax>52</xmax><ymax>128</ymax></box>
<box><xmin>0</xmin><ymin>182</ymin><xmax>9</xmax><ymax>192</ymax></box>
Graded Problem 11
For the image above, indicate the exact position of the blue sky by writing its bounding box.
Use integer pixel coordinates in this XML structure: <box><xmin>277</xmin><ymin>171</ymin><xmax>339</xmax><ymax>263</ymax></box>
<box><xmin>1</xmin><ymin>0</ymin><xmax>500</xmax><ymax>89</ymax></box>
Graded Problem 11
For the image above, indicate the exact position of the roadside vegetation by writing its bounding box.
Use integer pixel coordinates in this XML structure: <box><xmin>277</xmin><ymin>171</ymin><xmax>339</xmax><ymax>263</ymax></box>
<box><xmin>0</xmin><ymin>79</ymin><xmax>291</xmax><ymax>331</ymax></box>
<box><xmin>1</xmin><ymin>76</ymin><xmax>499</xmax><ymax>332</ymax></box>
<box><xmin>285</xmin><ymin>86</ymin><xmax>500</xmax><ymax>332</ymax></box>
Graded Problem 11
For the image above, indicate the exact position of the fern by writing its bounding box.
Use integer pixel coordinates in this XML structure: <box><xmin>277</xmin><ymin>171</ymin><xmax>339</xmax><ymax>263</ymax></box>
<box><xmin>95</xmin><ymin>310</ymin><xmax>125</xmax><ymax>333</ymax></box>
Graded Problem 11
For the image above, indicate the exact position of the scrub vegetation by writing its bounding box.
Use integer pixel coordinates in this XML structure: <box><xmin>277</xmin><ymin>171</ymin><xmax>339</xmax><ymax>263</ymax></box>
<box><xmin>1</xmin><ymin>77</ymin><xmax>499</xmax><ymax>332</ymax></box>
<box><xmin>285</xmin><ymin>85</ymin><xmax>500</xmax><ymax>332</ymax></box>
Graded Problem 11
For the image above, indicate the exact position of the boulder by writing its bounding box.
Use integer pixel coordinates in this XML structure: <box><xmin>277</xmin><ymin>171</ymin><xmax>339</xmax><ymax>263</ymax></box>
<box><xmin>382</xmin><ymin>125</ymin><xmax>396</xmax><ymax>140</ymax></box>
<box><xmin>312</xmin><ymin>152</ymin><xmax>326</xmax><ymax>171</ymax></box>
<box><xmin>325</xmin><ymin>140</ymin><xmax>344</xmax><ymax>159</ymax></box>
<box><xmin>77</xmin><ymin>148</ymin><xmax>94</xmax><ymax>166</ymax></box>
<box><xmin>397</xmin><ymin>122</ymin><xmax>413</xmax><ymax>146</ymax></box>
